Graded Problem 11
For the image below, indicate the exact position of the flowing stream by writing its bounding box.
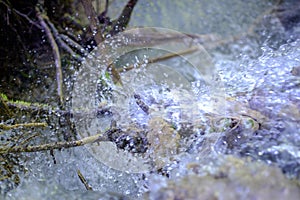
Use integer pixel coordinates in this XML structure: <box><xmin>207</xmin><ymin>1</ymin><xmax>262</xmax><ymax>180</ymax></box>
<box><xmin>3</xmin><ymin>0</ymin><xmax>300</xmax><ymax>199</ymax></box>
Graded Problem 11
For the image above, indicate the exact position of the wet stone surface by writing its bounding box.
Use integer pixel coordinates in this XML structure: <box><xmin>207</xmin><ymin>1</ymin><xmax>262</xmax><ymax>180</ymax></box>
<box><xmin>146</xmin><ymin>156</ymin><xmax>300</xmax><ymax>200</ymax></box>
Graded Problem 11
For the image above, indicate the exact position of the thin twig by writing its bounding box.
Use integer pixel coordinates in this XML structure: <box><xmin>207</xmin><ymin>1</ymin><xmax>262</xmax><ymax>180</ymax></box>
<box><xmin>13</xmin><ymin>8</ymin><xmax>42</xmax><ymax>29</ymax></box>
<box><xmin>105</xmin><ymin>46</ymin><xmax>200</xmax><ymax>86</ymax></box>
<box><xmin>60</xmin><ymin>34</ymin><xmax>89</xmax><ymax>56</ymax></box>
<box><xmin>148</xmin><ymin>46</ymin><xmax>199</xmax><ymax>63</ymax></box>
<box><xmin>77</xmin><ymin>170</ymin><xmax>93</xmax><ymax>190</ymax></box>
<box><xmin>19</xmin><ymin>133</ymin><xmax>40</xmax><ymax>146</ymax></box>
<box><xmin>109</xmin><ymin>0</ymin><xmax>139</xmax><ymax>36</ymax></box>
<box><xmin>80</xmin><ymin>0</ymin><xmax>104</xmax><ymax>44</ymax></box>
<box><xmin>0</xmin><ymin>123</ymin><xmax>47</xmax><ymax>130</ymax></box>
<box><xmin>46</xmin><ymin>20</ymin><xmax>83</xmax><ymax>61</ymax></box>
<box><xmin>3</xmin><ymin>95</ymin><xmax>111</xmax><ymax>120</ymax></box>
<box><xmin>0</xmin><ymin>132</ymin><xmax>105</xmax><ymax>154</ymax></box>
<box><xmin>36</xmin><ymin>8</ymin><xmax>64</xmax><ymax>105</ymax></box>
<box><xmin>118</xmin><ymin>46</ymin><xmax>199</xmax><ymax>72</ymax></box>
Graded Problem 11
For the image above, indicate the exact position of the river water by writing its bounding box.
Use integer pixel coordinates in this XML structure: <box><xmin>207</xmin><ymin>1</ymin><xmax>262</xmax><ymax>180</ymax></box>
<box><xmin>3</xmin><ymin>0</ymin><xmax>300</xmax><ymax>199</ymax></box>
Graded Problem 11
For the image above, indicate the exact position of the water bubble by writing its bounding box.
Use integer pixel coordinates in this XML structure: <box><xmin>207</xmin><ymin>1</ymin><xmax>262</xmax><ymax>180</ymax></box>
<box><xmin>125</xmin><ymin>190</ymin><xmax>131</xmax><ymax>195</ymax></box>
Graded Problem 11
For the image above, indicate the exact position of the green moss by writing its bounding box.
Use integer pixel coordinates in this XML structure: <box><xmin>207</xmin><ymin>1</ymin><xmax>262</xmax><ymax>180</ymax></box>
<box><xmin>104</xmin><ymin>71</ymin><xmax>111</xmax><ymax>80</ymax></box>
<box><xmin>0</xmin><ymin>92</ymin><xmax>51</xmax><ymax>110</ymax></box>
<box><xmin>0</xmin><ymin>93</ymin><xmax>8</xmax><ymax>101</ymax></box>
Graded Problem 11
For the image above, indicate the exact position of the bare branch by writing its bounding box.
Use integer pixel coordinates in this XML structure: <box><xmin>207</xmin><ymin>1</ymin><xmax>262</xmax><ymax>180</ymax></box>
<box><xmin>80</xmin><ymin>0</ymin><xmax>104</xmax><ymax>44</ymax></box>
<box><xmin>10</xmin><ymin>7</ymin><xmax>42</xmax><ymax>29</ymax></box>
<box><xmin>46</xmin><ymin>19</ymin><xmax>84</xmax><ymax>61</ymax></box>
<box><xmin>0</xmin><ymin>132</ymin><xmax>105</xmax><ymax>154</ymax></box>
<box><xmin>109</xmin><ymin>0</ymin><xmax>138</xmax><ymax>36</ymax></box>
<box><xmin>60</xmin><ymin>34</ymin><xmax>89</xmax><ymax>57</ymax></box>
<box><xmin>0</xmin><ymin>122</ymin><xmax>47</xmax><ymax>130</ymax></box>
<box><xmin>36</xmin><ymin>8</ymin><xmax>64</xmax><ymax>105</ymax></box>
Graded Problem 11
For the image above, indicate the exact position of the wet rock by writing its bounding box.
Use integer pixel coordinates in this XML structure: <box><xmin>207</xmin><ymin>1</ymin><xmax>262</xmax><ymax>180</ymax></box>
<box><xmin>106</xmin><ymin>126</ymin><xmax>148</xmax><ymax>153</ymax></box>
<box><xmin>249</xmin><ymin>92</ymin><xmax>300</xmax><ymax>122</ymax></box>
<box><xmin>291</xmin><ymin>66</ymin><xmax>300</xmax><ymax>76</ymax></box>
<box><xmin>147</xmin><ymin>156</ymin><xmax>300</xmax><ymax>200</ymax></box>
<box><xmin>147</xmin><ymin>117</ymin><xmax>180</xmax><ymax>169</ymax></box>
<box><xmin>275</xmin><ymin>0</ymin><xmax>300</xmax><ymax>30</ymax></box>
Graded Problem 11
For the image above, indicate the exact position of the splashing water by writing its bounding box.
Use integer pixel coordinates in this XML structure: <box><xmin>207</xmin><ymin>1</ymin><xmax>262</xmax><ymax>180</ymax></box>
<box><xmin>6</xmin><ymin>1</ymin><xmax>300</xmax><ymax>199</ymax></box>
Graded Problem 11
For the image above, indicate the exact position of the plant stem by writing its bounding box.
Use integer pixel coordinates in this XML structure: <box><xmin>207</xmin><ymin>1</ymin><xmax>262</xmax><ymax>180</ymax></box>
<box><xmin>0</xmin><ymin>132</ymin><xmax>105</xmax><ymax>154</ymax></box>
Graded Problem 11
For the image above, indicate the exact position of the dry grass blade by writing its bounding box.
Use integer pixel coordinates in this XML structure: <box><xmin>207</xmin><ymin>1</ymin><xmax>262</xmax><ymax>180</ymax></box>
<box><xmin>118</xmin><ymin>46</ymin><xmax>200</xmax><ymax>73</ymax></box>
